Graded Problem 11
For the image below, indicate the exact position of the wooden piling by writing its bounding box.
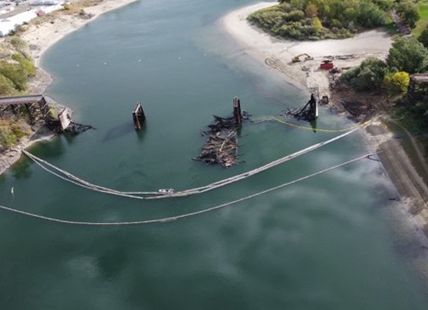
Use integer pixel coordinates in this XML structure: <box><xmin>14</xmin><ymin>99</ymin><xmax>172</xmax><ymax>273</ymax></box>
<box><xmin>132</xmin><ymin>102</ymin><xmax>146</xmax><ymax>130</ymax></box>
<box><xmin>233</xmin><ymin>96</ymin><xmax>242</xmax><ymax>125</ymax></box>
<box><xmin>309</xmin><ymin>94</ymin><xmax>318</xmax><ymax>121</ymax></box>
<box><xmin>286</xmin><ymin>93</ymin><xmax>318</xmax><ymax>121</ymax></box>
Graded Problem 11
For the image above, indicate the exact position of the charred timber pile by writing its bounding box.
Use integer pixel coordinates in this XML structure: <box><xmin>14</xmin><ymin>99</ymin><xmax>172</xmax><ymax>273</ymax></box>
<box><xmin>195</xmin><ymin>116</ymin><xmax>241</xmax><ymax>168</ymax></box>
<box><xmin>46</xmin><ymin>108</ymin><xmax>95</xmax><ymax>135</ymax></box>
<box><xmin>195</xmin><ymin>97</ymin><xmax>249</xmax><ymax>167</ymax></box>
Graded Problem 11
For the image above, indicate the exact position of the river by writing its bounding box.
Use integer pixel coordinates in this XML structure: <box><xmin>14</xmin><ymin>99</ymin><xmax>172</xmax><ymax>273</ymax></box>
<box><xmin>0</xmin><ymin>0</ymin><xmax>428</xmax><ymax>309</ymax></box>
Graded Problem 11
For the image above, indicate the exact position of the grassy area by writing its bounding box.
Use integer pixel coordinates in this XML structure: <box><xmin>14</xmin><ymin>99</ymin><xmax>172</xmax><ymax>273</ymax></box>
<box><xmin>414</xmin><ymin>0</ymin><xmax>428</xmax><ymax>36</ymax></box>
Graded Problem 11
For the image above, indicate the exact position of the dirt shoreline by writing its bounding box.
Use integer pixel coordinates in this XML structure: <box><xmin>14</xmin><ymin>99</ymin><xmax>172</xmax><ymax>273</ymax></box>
<box><xmin>0</xmin><ymin>0</ymin><xmax>139</xmax><ymax>176</ymax></box>
<box><xmin>222</xmin><ymin>3</ymin><xmax>428</xmax><ymax>243</ymax></box>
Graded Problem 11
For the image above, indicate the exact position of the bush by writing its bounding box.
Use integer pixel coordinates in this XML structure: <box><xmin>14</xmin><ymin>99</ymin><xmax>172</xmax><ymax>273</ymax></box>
<box><xmin>0</xmin><ymin>62</ymin><xmax>28</xmax><ymax>91</ymax></box>
<box><xmin>9</xmin><ymin>37</ymin><xmax>26</xmax><ymax>50</ymax></box>
<box><xmin>396</xmin><ymin>1</ymin><xmax>420</xmax><ymax>29</ymax></box>
<box><xmin>418</xmin><ymin>28</ymin><xmax>428</xmax><ymax>49</ymax></box>
<box><xmin>286</xmin><ymin>10</ymin><xmax>305</xmax><ymax>22</ymax></box>
<box><xmin>340</xmin><ymin>57</ymin><xmax>388</xmax><ymax>91</ymax></box>
<box><xmin>0</xmin><ymin>74</ymin><xmax>17</xmax><ymax>96</ymax></box>
<box><xmin>387</xmin><ymin>36</ymin><xmax>428</xmax><ymax>73</ymax></box>
<box><xmin>12</xmin><ymin>53</ymin><xmax>36</xmax><ymax>76</ymax></box>
<box><xmin>356</xmin><ymin>1</ymin><xmax>386</xmax><ymax>28</ymax></box>
<box><xmin>312</xmin><ymin>17</ymin><xmax>323</xmax><ymax>32</ymax></box>
<box><xmin>0</xmin><ymin>53</ymin><xmax>36</xmax><ymax>92</ymax></box>
<box><xmin>251</xmin><ymin>0</ymin><xmax>388</xmax><ymax>41</ymax></box>
<box><xmin>384</xmin><ymin>71</ymin><xmax>410</xmax><ymax>94</ymax></box>
<box><xmin>11</xmin><ymin>122</ymin><xmax>31</xmax><ymax>139</ymax></box>
<box><xmin>0</xmin><ymin>126</ymin><xmax>17</xmax><ymax>149</ymax></box>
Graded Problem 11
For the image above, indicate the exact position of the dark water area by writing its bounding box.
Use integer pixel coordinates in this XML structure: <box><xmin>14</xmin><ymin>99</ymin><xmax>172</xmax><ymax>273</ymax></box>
<box><xmin>1</xmin><ymin>0</ymin><xmax>428</xmax><ymax>309</ymax></box>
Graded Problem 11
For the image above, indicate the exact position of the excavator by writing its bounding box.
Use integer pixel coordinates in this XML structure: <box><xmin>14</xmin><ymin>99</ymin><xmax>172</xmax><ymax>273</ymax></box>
<box><xmin>292</xmin><ymin>53</ymin><xmax>313</xmax><ymax>63</ymax></box>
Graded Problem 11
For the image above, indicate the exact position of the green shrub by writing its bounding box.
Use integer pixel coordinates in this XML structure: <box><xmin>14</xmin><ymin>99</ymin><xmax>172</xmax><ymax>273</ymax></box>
<box><xmin>0</xmin><ymin>53</ymin><xmax>35</xmax><ymax>92</ymax></box>
<box><xmin>387</xmin><ymin>36</ymin><xmax>428</xmax><ymax>73</ymax></box>
<box><xmin>418</xmin><ymin>28</ymin><xmax>428</xmax><ymax>48</ymax></box>
<box><xmin>356</xmin><ymin>1</ymin><xmax>386</xmax><ymax>28</ymax></box>
<box><xmin>250</xmin><ymin>0</ymin><xmax>388</xmax><ymax>41</ymax></box>
<box><xmin>0</xmin><ymin>126</ymin><xmax>17</xmax><ymax>148</ymax></box>
<box><xmin>10</xmin><ymin>123</ymin><xmax>31</xmax><ymax>139</ymax></box>
<box><xmin>286</xmin><ymin>10</ymin><xmax>305</xmax><ymax>22</ymax></box>
<box><xmin>0</xmin><ymin>74</ymin><xmax>17</xmax><ymax>96</ymax></box>
<box><xmin>0</xmin><ymin>61</ymin><xmax>29</xmax><ymax>91</ymax></box>
<box><xmin>11</xmin><ymin>53</ymin><xmax>36</xmax><ymax>76</ymax></box>
<box><xmin>384</xmin><ymin>71</ymin><xmax>410</xmax><ymax>94</ymax></box>
<box><xmin>9</xmin><ymin>37</ymin><xmax>26</xmax><ymax>50</ymax></box>
<box><xmin>340</xmin><ymin>57</ymin><xmax>388</xmax><ymax>91</ymax></box>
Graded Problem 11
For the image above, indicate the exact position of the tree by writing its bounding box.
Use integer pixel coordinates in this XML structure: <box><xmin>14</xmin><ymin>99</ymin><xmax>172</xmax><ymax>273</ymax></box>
<box><xmin>340</xmin><ymin>56</ymin><xmax>388</xmax><ymax>91</ymax></box>
<box><xmin>305</xmin><ymin>3</ymin><xmax>318</xmax><ymax>17</ymax></box>
<box><xmin>387</xmin><ymin>37</ymin><xmax>428</xmax><ymax>74</ymax></box>
<box><xmin>252</xmin><ymin>0</ymin><xmax>389</xmax><ymax>40</ymax></box>
<box><xmin>384</xmin><ymin>71</ymin><xmax>410</xmax><ymax>94</ymax></box>
<box><xmin>391</xmin><ymin>71</ymin><xmax>410</xmax><ymax>93</ymax></box>
<box><xmin>356</xmin><ymin>1</ymin><xmax>386</xmax><ymax>28</ymax></box>
<box><xmin>312</xmin><ymin>16</ymin><xmax>323</xmax><ymax>31</ymax></box>
<box><xmin>372</xmin><ymin>0</ymin><xmax>394</xmax><ymax>11</ymax></box>
<box><xmin>397</xmin><ymin>1</ymin><xmax>420</xmax><ymax>29</ymax></box>
<box><xmin>418</xmin><ymin>28</ymin><xmax>428</xmax><ymax>49</ymax></box>
<box><xmin>290</xmin><ymin>0</ymin><xmax>303</xmax><ymax>10</ymax></box>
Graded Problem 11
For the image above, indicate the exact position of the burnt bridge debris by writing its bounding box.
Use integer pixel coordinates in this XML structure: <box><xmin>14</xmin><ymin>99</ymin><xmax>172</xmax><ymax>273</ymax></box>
<box><xmin>0</xmin><ymin>94</ymin><xmax>94</xmax><ymax>135</ymax></box>
<box><xmin>194</xmin><ymin>96</ymin><xmax>249</xmax><ymax>168</ymax></box>
<box><xmin>286</xmin><ymin>94</ymin><xmax>318</xmax><ymax>121</ymax></box>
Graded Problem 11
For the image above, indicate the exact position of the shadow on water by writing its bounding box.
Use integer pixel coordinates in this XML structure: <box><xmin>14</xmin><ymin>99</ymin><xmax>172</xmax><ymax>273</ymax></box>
<box><xmin>63</xmin><ymin>132</ymin><xmax>78</xmax><ymax>145</ymax></box>
<box><xmin>10</xmin><ymin>156</ymin><xmax>33</xmax><ymax>180</ymax></box>
<box><xmin>102</xmin><ymin>121</ymin><xmax>145</xmax><ymax>143</ymax></box>
<box><xmin>310</xmin><ymin>119</ymin><xmax>317</xmax><ymax>133</ymax></box>
<box><xmin>29</xmin><ymin>136</ymin><xmax>65</xmax><ymax>159</ymax></box>
<box><xmin>95</xmin><ymin>245</ymin><xmax>129</xmax><ymax>280</ymax></box>
<box><xmin>134</xmin><ymin>122</ymin><xmax>147</xmax><ymax>141</ymax></box>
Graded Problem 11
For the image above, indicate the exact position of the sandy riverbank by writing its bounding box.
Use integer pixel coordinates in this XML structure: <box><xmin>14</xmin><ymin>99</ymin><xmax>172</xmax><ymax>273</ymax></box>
<box><xmin>0</xmin><ymin>0</ymin><xmax>140</xmax><ymax>176</ymax></box>
<box><xmin>221</xmin><ymin>2</ymin><xmax>392</xmax><ymax>97</ymax></box>
<box><xmin>223</xmin><ymin>0</ymin><xmax>428</xmax><ymax>281</ymax></box>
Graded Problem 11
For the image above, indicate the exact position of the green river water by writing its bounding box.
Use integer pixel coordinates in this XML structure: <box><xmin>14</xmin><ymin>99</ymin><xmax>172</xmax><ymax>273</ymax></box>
<box><xmin>1</xmin><ymin>0</ymin><xmax>428</xmax><ymax>309</ymax></box>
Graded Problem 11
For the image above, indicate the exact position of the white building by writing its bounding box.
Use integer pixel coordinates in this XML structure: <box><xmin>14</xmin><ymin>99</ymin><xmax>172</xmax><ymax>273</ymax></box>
<box><xmin>0</xmin><ymin>3</ymin><xmax>63</xmax><ymax>37</ymax></box>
